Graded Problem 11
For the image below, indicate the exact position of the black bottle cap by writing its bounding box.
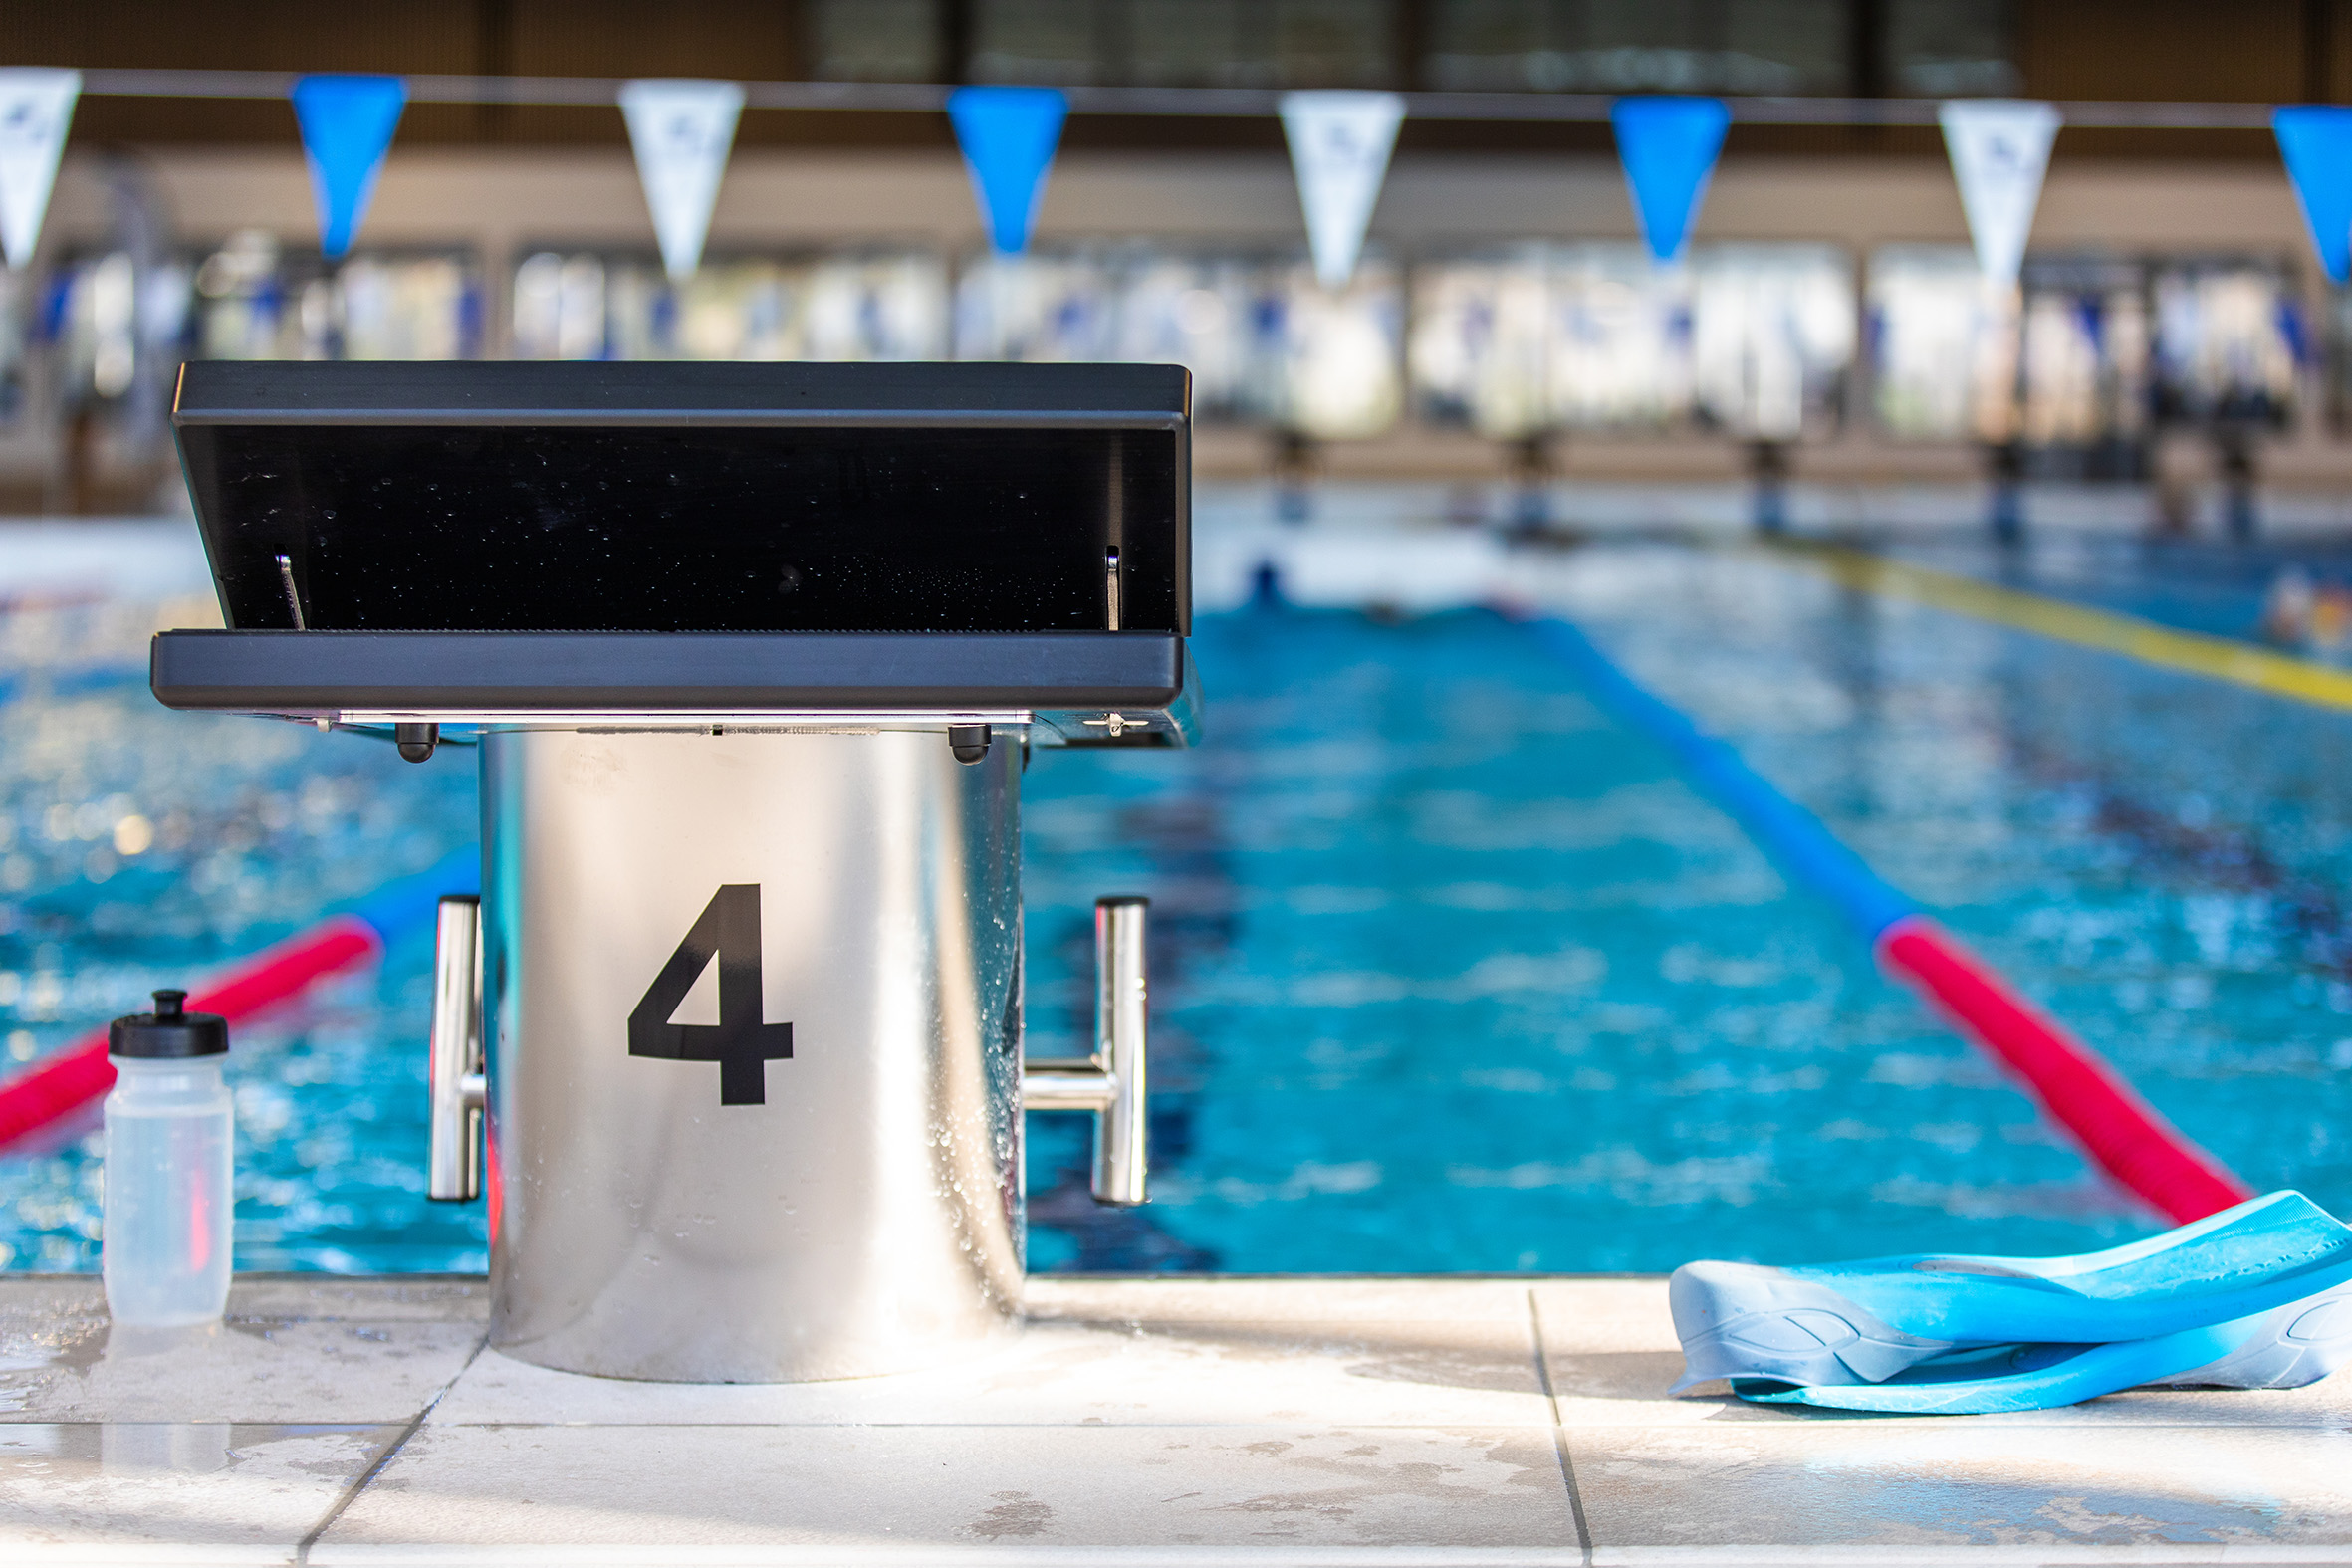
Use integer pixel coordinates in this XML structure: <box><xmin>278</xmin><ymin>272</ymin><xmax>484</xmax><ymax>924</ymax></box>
<box><xmin>108</xmin><ymin>990</ymin><xmax>229</xmax><ymax>1059</ymax></box>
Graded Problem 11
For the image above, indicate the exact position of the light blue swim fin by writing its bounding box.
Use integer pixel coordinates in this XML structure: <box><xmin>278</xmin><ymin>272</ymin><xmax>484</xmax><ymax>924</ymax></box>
<box><xmin>1671</xmin><ymin>1191</ymin><xmax>2352</xmax><ymax>1392</ymax></box>
<box><xmin>1730</xmin><ymin>1281</ymin><xmax>2352</xmax><ymax>1415</ymax></box>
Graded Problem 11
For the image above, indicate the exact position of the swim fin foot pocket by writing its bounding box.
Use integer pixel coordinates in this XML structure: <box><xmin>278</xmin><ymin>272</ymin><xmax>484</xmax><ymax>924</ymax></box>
<box><xmin>1671</xmin><ymin>1193</ymin><xmax>2352</xmax><ymax>1414</ymax></box>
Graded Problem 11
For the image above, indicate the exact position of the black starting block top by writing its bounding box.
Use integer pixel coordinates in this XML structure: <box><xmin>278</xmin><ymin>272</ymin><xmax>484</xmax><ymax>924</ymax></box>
<box><xmin>151</xmin><ymin>361</ymin><xmax>1198</xmax><ymax>745</ymax></box>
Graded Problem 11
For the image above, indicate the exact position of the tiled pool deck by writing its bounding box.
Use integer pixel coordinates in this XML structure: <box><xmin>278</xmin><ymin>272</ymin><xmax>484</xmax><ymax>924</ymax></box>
<box><xmin>2</xmin><ymin>1273</ymin><xmax>2348</xmax><ymax>1565</ymax></box>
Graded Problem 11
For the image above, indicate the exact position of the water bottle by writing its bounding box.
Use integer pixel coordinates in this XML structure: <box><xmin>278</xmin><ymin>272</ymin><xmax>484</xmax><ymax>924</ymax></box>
<box><xmin>102</xmin><ymin>990</ymin><xmax>233</xmax><ymax>1329</ymax></box>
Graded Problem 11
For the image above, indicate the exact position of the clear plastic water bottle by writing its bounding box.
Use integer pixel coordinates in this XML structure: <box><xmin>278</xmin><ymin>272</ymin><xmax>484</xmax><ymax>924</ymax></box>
<box><xmin>102</xmin><ymin>990</ymin><xmax>233</xmax><ymax>1329</ymax></box>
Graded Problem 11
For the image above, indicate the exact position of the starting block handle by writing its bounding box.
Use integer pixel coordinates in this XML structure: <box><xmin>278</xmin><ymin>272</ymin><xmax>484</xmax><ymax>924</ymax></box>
<box><xmin>1020</xmin><ymin>896</ymin><xmax>1150</xmax><ymax>1207</ymax></box>
<box><xmin>426</xmin><ymin>896</ymin><xmax>487</xmax><ymax>1202</ymax></box>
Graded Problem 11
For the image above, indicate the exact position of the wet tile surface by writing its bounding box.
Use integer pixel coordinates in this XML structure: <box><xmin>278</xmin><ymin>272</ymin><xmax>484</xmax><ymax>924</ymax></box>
<box><xmin>432</xmin><ymin>1315</ymin><xmax>1549</xmax><ymax>1429</ymax></box>
<box><xmin>315</xmin><ymin>1423</ymin><xmax>1577</xmax><ymax>1553</ymax></box>
<box><xmin>1024</xmin><ymin>1275</ymin><xmax>1534</xmax><ymax>1324</ymax></box>
<box><xmin>1</xmin><ymin>1276</ymin><xmax>489</xmax><ymax>1425</ymax></box>
<box><xmin>1571</xmin><ymin>1422</ymin><xmax>2352</xmax><ymax>1552</ymax></box>
<box><xmin>0</xmin><ymin>1422</ymin><xmax>401</xmax><ymax>1555</ymax></box>
<box><xmin>2</xmin><ymin>1274</ymin><xmax>2349</xmax><ymax>1562</ymax></box>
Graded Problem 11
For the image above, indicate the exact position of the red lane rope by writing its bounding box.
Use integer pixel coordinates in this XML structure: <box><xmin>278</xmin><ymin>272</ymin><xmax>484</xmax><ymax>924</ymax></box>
<box><xmin>0</xmin><ymin>916</ymin><xmax>382</xmax><ymax>1153</ymax></box>
<box><xmin>1876</xmin><ymin>914</ymin><xmax>2252</xmax><ymax>1225</ymax></box>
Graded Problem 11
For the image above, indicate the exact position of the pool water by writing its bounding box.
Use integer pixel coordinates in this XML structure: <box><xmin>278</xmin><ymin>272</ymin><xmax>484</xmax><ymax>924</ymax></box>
<box><xmin>5</xmin><ymin>532</ymin><xmax>2351</xmax><ymax>1274</ymax></box>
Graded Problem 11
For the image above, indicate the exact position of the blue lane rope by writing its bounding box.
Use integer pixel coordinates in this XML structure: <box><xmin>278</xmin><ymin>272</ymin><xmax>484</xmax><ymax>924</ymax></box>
<box><xmin>1527</xmin><ymin>612</ymin><xmax>2254</xmax><ymax>1220</ymax></box>
<box><xmin>1528</xmin><ymin>617</ymin><xmax>1918</xmax><ymax>942</ymax></box>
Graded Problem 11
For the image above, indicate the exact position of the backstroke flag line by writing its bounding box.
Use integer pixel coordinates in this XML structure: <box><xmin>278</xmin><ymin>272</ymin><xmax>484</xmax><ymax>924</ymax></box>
<box><xmin>1611</xmin><ymin>97</ymin><xmax>1730</xmax><ymax>265</ymax></box>
<box><xmin>620</xmin><ymin>79</ymin><xmax>745</xmax><ymax>281</ymax></box>
<box><xmin>948</xmin><ymin>86</ymin><xmax>1068</xmax><ymax>255</ymax></box>
<box><xmin>2275</xmin><ymin>106</ymin><xmax>2352</xmax><ymax>286</ymax></box>
<box><xmin>1939</xmin><ymin>100</ymin><xmax>2061</xmax><ymax>288</ymax></box>
<box><xmin>0</xmin><ymin>69</ymin><xmax>80</xmax><ymax>271</ymax></box>
<box><xmin>1280</xmin><ymin>91</ymin><xmax>1405</xmax><ymax>290</ymax></box>
<box><xmin>291</xmin><ymin>75</ymin><xmax>407</xmax><ymax>259</ymax></box>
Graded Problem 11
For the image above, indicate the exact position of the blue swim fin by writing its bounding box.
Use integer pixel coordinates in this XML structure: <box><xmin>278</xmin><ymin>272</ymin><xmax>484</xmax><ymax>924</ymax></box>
<box><xmin>1671</xmin><ymin>1190</ymin><xmax>2352</xmax><ymax>1391</ymax></box>
<box><xmin>1669</xmin><ymin>1259</ymin><xmax>1949</xmax><ymax>1391</ymax></box>
<box><xmin>1730</xmin><ymin>1281</ymin><xmax>2352</xmax><ymax>1415</ymax></box>
<box><xmin>2154</xmin><ymin>1280</ymin><xmax>2352</xmax><ymax>1390</ymax></box>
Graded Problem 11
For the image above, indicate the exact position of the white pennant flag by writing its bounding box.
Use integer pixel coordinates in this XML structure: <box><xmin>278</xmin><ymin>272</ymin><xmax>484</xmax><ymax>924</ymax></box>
<box><xmin>1939</xmin><ymin>100</ymin><xmax>2061</xmax><ymax>289</ymax></box>
<box><xmin>0</xmin><ymin>69</ymin><xmax>81</xmax><ymax>271</ymax></box>
<box><xmin>1280</xmin><ymin>91</ymin><xmax>1405</xmax><ymax>291</ymax></box>
<box><xmin>619</xmin><ymin>79</ymin><xmax>745</xmax><ymax>282</ymax></box>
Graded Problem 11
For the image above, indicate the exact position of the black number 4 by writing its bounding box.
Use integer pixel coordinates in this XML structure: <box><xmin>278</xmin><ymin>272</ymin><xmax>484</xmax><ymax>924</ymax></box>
<box><xmin>627</xmin><ymin>884</ymin><xmax>795</xmax><ymax>1106</ymax></box>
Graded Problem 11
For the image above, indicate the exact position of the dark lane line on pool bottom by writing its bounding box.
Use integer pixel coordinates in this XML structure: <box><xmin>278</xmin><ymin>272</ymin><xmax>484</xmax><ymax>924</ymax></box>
<box><xmin>1526</xmin><ymin>612</ymin><xmax>2252</xmax><ymax>1227</ymax></box>
<box><xmin>1027</xmin><ymin>787</ymin><xmax>1226</xmax><ymax>1273</ymax></box>
<box><xmin>1773</xmin><ymin>537</ymin><xmax>2352</xmax><ymax>988</ymax></box>
<box><xmin>1544</xmin><ymin>541</ymin><xmax>2352</xmax><ymax>1222</ymax></box>
<box><xmin>2004</xmin><ymin>731</ymin><xmax>2352</xmax><ymax>983</ymax></box>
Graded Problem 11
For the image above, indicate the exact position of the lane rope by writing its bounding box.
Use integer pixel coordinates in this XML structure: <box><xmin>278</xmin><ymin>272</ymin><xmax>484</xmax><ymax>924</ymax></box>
<box><xmin>1767</xmin><ymin>543</ymin><xmax>2352</xmax><ymax>712</ymax></box>
<box><xmin>1529</xmin><ymin>614</ymin><xmax>2253</xmax><ymax>1225</ymax></box>
<box><xmin>0</xmin><ymin>847</ymin><xmax>478</xmax><ymax>1154</ymax></box>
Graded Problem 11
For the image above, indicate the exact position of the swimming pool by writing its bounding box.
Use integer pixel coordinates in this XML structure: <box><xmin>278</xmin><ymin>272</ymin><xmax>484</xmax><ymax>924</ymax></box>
<box><xmin>4</xmin><ymin>521</ymin><xmax>2349</xmax><ymax>1273</ymax></box>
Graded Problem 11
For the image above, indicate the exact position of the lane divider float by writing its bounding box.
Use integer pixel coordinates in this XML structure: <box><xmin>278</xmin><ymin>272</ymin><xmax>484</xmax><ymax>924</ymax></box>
<box><xmin>0</xmin><ymin>846</ymin><xmax>478</xmax><ymax>1155</ymax></box>
<box><xmin>1529</xmin><ymin>615</ymin><xmax>2253</xmax><ymax>1225</ymax></box>
<box><xmin>1768</xmin><ymin>543</ymin><xmax>2352</xmax><ymax>713</ymax></box>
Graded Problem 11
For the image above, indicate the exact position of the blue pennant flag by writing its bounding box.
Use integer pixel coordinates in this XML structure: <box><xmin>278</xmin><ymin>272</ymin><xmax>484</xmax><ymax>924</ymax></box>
<box><xmin>2275</xmin><ymin>106</ymin><xmax>2352</xmax><ymax>286</ymax></box>
<box><xmin>1611</xmin><ymin>96</ymin><xmax>1731</xmax><ymax>265</ymax></box>
<box><xmin>292</xmin><ymin>74</ymin><xmax>406</xmax><ymax>258</ymax></box>
<box><xmin>948</xmin><ymin>86</ymin><xmax>1067</xmax><ymax>255</ymax></box>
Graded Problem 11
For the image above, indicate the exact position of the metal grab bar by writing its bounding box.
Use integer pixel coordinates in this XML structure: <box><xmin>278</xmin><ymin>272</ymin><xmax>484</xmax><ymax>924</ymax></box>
<box><xmin>1021</xmin><ymin>896</ymin><xmax>1148</xmax><ymax>1206</ymax></box>
<box><xmin>426</xmin><ymin>895</ymin><xmax>487</xmax><ymax>1202</ymax></box>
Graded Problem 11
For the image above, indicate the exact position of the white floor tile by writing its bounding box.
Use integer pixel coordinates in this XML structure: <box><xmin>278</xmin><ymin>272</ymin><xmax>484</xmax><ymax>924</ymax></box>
<box><xmin>0</xmin><ymin>1422</ymin><xmax>401</xmax><ymax>1559</ymax></box>
<box><xmin>1570</xmin><ymin>1422</ymin><xmax>2352</xmax><ymax>1550</ymax></box>
<box><xmin>1026</xmin><ymin>1276</ymin><xmax>1534</xmax><ymax>1325</ymax></box>
<box><xmin>317</xmin><ymin>1423</ymin><xmax>1578</xmax><ymax>1553</ymax></box>
<box><xmin>437</xmin><ymin>1316</ymin><xmax>1549</xmax><ymax>1428</ymax></box>
<box><xmin>7</xmin><ymin>1318</ymin><xmax>485</xmax><ymax>1426</ymax></box>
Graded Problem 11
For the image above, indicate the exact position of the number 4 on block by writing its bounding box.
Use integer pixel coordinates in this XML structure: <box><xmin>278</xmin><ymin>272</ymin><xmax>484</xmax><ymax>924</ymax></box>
<box><xmin>626</xmin><ymin>883</ymin><xmax>795</xmax><ymax>1106</ymax></box>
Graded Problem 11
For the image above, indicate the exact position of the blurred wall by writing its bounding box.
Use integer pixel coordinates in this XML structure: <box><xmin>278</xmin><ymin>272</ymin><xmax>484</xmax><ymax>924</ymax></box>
<box><xmin>17</xmin><ymin>144</ymin><xmax>2333</xmax><ymax>495</ymax></box>
<box><xmin>11</xmin><ymin>0</ymin><xmax>2352</xmax><ymax>502</ymax></box>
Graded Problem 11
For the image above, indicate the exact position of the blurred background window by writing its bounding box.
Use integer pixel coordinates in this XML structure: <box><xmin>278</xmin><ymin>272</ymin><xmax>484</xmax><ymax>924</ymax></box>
<box><xmin>55</xmin><ymin>254</ymin><xmax>142</xmax><ymax>403</ymax></box>
<box><xmin>1423</xmin><ymin>0</ymin><xmax>1849</xmax><ymax>95</ymax></box>
<box><xmin>1269</xmin><ymin>0</ymin><xmax>1404</xmax><ymax>88</ymax></box>
<box><xmin>676</xmin><ymin>261</ymin><xmax>805</xmax><ymax>361</ymax></box>
<box><xmin>970</xmin><ymin>0</ymin><xmax>1107</xmax><ymax>86</ymax></box>
<box><xmin>1690</xmin><ymin>244</ymin><xmax>1855</xmax><ymax>441</ymax></box>
<box><xmin>2151</xmin><ymin>259</ymin><xmax>2299</xmax><ymax>431</ymax></box>
<box><xmin>191</xmin><ymin>234</ymin><xmax>477</xmax><ymax>363</ymax></box>
<box><xmin>1109</xmin><ymin>253</ymin><xmax>1258</xmax><ymax>414</ymax></box>
<box><xmin>955</xmin><ymin>250</ymin><xmax>1121</xmax><ymax>359</ymax></box>
<box><xmin>1252</xmin><ymin>257</ymin><xmax>1405</xmax><ymax>439</ymax></box>
<box><xmin>2330</xmin><ymin>290</ymin><xmax>2352</xmax><ymax>436</ymax></box>
<box><xmin>50</xmin><ymin>250</ymin><xmax>191</xmax><ymax>406</ymax></box>
<box><xmin>1409</xmin><ymin>244</ymin><xmax>1695</xmax><ymax>439</ymax></box>
<box><xmin>0</xmin><ymin>270</ymin><xmax>33</xmax><ymax>424</ymax></box>
<box><xmin>969</xmin><ymin>0</ymin><xmax>1402</xmax><ymax>89</ymax></box>
<box><xmin>803</xmin><ymin>0</ymin><xmax>946</xmax><ymax>81</ymax></box>
<box><xmin>801</xmin><ymin>0</ymin><xmax>2015</xmax><ymax>96</ymax></box>
<box><xmin>1547</xmin><ymin>244</ymin><xmax>1694</xmax><ymax>431</ymax></box>
<box><xmin>1125</xmin><ymin>0</ymin><xmax>1274</xmax><ymax>88</ymax></box>
<box><xmin>804</xmin><ymin>255</ymin><xmax>953</xmax><ymax>361</ymax></box>
<box><xmin>1866</xmin><ymin>244</ymin><xmax>2016</xmax><ymax>443</ymax></box>
<box><xmin>1410</xmin><ymin>248</ymin><xmax>1554</xmax><ymax>440</ymax></box>
<box><xmin>2016</xmin><ymin>254</ymin><xmax>2151</xmax><ymax>478</ymax></box>
<box><xmin>515</xmin><ymin>251</ymin><xmax>950</xmax><ymax>363</ymax></box>
<box><xmin>339</xmin><ymin>256</ymin><xmax>477</xmax><ymax>361</ymax></box>
<box><xmin>192</xmin><ymin>231</ymin><xmax>293</xmax><ymax>361</ymax></box>
<box><xmin>1884</xmin><ymin>0</ymin><xmax>2021</xmax><ymax>98</ymax></box>
<box><xmin>512</xmin><ymin>253</ymin><xmax>613</xmax><ymax>361</ymax></box>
